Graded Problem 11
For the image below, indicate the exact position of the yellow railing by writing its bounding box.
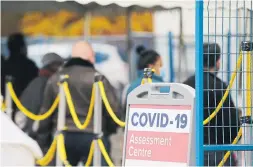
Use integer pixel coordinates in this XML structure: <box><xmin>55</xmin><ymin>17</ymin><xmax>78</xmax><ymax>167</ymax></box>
<box><xmin>3</xmin><ymin>54</ymin><xmax>251</xmax><ymax>166</ymax></box>
<box><xmin>63</xmin><ymin>82</ymin><xmax>95</xmax><ymax>130</ymax></box>
<box><xmin>7</xmin><ymin>82</ymin><xmax>59</xmax><ymax>120</ymax></box>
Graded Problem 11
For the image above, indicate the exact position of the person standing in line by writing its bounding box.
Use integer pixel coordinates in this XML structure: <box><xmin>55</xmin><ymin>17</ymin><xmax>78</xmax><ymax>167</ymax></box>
<box><xmin>37</xmin><ymin>41</ymin><xmax>121</xmax><ymax>166</ymax></box>
<box><xmin>183</xmin><ymin>43</ymin><xmax>240</xmax><ymax>166</ymax></box>
<box><xmin>4</xmin><ymin>33</ymin><xmax>38</xmax><ymax>120</ymax></box>
<box><xmin>14</xmin><ymin>53</ymin><xmax>64</xmax><ymax>149</ymax></box>
<box><xmin>125</xmin><ymin>45</ymin><xmax>164</xmax><ymax>97</ymax></box>
<box><xmin>121</xmin><ymin>45</ymin><xmax>164</xmax><ymax>115</ymax></box>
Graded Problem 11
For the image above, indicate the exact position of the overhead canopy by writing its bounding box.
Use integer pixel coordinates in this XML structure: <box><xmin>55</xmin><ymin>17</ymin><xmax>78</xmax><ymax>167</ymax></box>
<box><xmin>2</xmin><ymin>1</ymin><xmax>252</xmax><ymax>16</ymax></box>
<box><xmin>1</xmin><ymin>1</ymin><xmax>182</xmax><ymax>16</ymax></box>
<box><xmin>64</xmin><ymin>0</ymin><xmax>252</xmax><ymax>10</ymax></box>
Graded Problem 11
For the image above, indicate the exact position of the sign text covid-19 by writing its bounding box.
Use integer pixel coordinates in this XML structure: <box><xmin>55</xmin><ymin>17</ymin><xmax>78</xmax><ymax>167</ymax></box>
<box><xmin>124</xmin><ymin>105</ymin><xmax>192</xmax><ymax>166</ymax></box>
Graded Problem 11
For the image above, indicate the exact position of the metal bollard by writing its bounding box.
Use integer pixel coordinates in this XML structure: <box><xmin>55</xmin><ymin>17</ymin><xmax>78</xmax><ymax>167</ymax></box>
<box><xmin>240</xmin><ymin>41</ymin><xmax>253</xmax><ymax>166</ymax></box>
<box><xmin>141</xmin><ymin>68</ymin><xmax>154</xmax><ymax>84</ymax></box>
<box><xmin>93</xmin><ymin>74</ymin><xmax>103</xmax><ymax>166</ymax></box>
<box><xmin>5</xmin><ymin>76</ymin><xmax>13</xmax><ymax>118</ymax></box>
<box><xmin>56</xmin><ymin>75</ymin><xmax>68</xmax><ymax>167</ymax></box>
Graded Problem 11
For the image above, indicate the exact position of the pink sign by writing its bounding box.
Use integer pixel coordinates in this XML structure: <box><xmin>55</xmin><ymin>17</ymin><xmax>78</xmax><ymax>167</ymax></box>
<box><xmin>124</xmin><ymin>104</ymin><xmax>192</xmax><ymax>166</ymax></box>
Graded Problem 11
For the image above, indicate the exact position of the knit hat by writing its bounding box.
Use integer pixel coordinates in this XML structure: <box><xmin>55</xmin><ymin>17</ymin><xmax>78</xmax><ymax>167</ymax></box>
<box><xmin>41</xmin><ymin>53</ymin><xmax>64</xmax><ymax>67</ymax></box>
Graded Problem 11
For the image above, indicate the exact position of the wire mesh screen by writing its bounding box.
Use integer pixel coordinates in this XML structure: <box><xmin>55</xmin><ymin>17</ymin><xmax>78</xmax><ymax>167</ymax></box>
<box><xmin>202</xmin><ymin>0</ymin><xmax>253</xmax><ymax>166</ymax></box>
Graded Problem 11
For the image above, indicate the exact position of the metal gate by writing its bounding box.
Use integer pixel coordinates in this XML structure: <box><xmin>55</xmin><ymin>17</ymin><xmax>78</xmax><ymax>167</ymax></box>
<box><xmin>195</xmin><ymin>0</ymin><xmax>253</xmax><ymax>166</ymax></box>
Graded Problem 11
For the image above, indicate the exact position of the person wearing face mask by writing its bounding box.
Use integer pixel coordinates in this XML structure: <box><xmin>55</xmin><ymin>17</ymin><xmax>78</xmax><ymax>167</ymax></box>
<box><xmin>126</xmin><ymin>45</ymin><xmax>164</xmax><ymax>96</ymax></box>
<box><xmin>183</xmin><ymin>43</ymin><xmax>240</xmax><ymax>166</ymax></box>
<box><xmin>116</xmin><ymin>46</ymin><xmax>164</xmax><ymax>163</ymax></box>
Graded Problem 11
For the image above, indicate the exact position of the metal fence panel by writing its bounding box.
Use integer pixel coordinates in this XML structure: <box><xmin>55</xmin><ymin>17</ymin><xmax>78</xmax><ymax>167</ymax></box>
<box><xmin>196</xmin><ymin>0</ymin><xmax>253</xmax><ymax>166</ymax></box>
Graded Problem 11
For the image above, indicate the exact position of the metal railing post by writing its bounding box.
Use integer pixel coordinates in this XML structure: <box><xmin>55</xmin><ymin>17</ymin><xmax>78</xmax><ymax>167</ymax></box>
<box><xmin>227</xmin><ymin>31</ymin><xmax>231</xmax><ymax>83</ymax></box>
<box><xmin>195</xmin><ymin>0</ymin><xmax>204</xmax><ymax>165</ymax></box>
<box><xmin>5</xmin><ymin>76</ymin><xmax>13</xmax><ymax>118</ymax></box>
<box><xmin>93</xmin><ymin>74</ymin><xmax>103</xmax><ymax>166</ymax></box>
<box><xmin>240</xmin><ymin>41</ymin><xmax>253</xmax><ymax>166</ymax></box>
<box><xmin>56</xmin><ymin>75</ymin><xmax>67</xmax><ymax>167</ymax></box>
<box><xmin>168</xmin><ymin>31</ymin><xmax>175</xmax><ymax>82</ymax></box>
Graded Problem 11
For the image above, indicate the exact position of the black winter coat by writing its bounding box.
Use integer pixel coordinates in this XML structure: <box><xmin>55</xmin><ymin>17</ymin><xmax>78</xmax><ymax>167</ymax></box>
<box><xmin>183</xmin><ymin>72</ymin><xmax>240</xmax><ymax>145</ymax></box>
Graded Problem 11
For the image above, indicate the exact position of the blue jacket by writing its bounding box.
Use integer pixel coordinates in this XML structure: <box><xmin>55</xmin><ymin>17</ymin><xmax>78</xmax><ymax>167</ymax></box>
<box><xmin>126</xmin><ymin>70</ymin><xmax>164</xmax><ymax>96</ymax></box>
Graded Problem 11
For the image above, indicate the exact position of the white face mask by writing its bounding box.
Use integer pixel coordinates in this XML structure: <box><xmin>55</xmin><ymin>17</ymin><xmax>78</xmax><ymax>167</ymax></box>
<box><xmin>160</xmin><ymin>67</ymin><xmax>166</xmax><ymax>79</ymax></box>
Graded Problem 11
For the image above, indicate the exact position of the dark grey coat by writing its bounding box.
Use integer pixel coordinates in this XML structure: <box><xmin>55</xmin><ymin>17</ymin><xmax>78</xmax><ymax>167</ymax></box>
<box><xmin>37</xmin><ymin>58</ymin><xmax>122</xmax><ymax>152</ymax></box>
<box><xmin>18</xmin><ymin>76</ymin><xmax>49</xmax><ymax>138</ymax></box>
